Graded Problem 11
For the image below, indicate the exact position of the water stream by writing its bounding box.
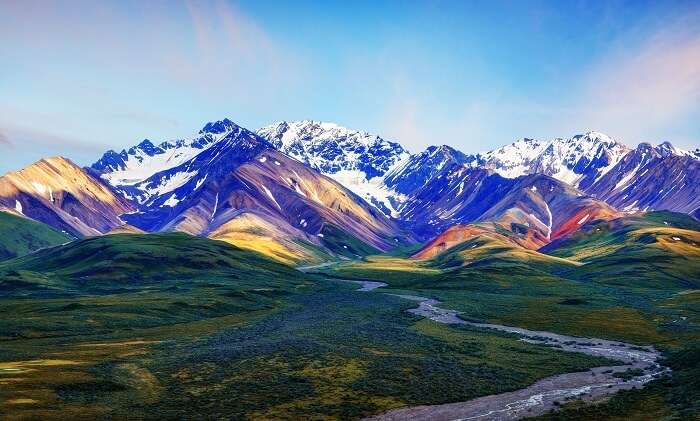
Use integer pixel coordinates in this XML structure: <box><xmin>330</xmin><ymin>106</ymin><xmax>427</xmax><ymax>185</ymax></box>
<box><xmin>342</xmin><ymin>280</ymin><xmax>667</xmax><ymax>421</ymax></box>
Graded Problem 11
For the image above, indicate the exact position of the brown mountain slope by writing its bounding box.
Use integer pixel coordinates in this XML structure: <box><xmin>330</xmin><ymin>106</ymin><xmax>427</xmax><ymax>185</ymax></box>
<box><xmin>412</xmin><ymin>175</ymin><xmax>619</xmax><ymax>259</ymax></box>
<box><xmin>0</xmin><ymin>157</ymin><xmax>134</xmax><ymax>236</ymax></box>
<box><xmin>124</xmin><ymin>148</ymin><xmax>412</xmax><ymax>260</ymax></box>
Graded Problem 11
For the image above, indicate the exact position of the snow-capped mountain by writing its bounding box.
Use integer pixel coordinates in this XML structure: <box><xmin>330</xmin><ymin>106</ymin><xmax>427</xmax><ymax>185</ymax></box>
<box><xmin>382</xmin><ymin>145</ymin><xmax>473</xmax><ymax>195</ymax></box>
<box><xmin>91</xmin><ymin>118</ymin><xmax>242</xmax><ymax>204</ymax></box>
<box><xmin>258</xmin><ymin>124</ymin><xmax>698</xmax><ymax>222</ymax></box>
<box><xmin>257</xmin><ymin>120</ymin><xmax>409</xmax><ymax>216</ymax></box>
<box><xmin>586</xmin><ymin>142</ymin><xmax>700</xmax><ymax>214</ymax></box>
<box><xmin>477</xmin><ymin>131</ymin><xmax>630</xmax><ymax>190</ymax></box>
<box><xmin>89</xmin><ymin>119</ymin><xmax>409</xmax><ymax>261</ymax></box>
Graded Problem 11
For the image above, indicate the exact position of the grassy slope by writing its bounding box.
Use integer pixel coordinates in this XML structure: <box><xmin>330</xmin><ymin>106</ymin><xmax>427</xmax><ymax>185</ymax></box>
<box><xmin>542</xmin><ymin>211</ymin><xmax>700</xmax><ymax>290</ymax></box>
<box><xmin>0</xmin><ymin>211</ymin><xmax>73</xmax><ymax>261</ymax></box>
<box><xmin>207</xmin><ymin>213</ymin><xmax>335</xmax><ymax>265</ymax></box>
<box><xmin>0</xmin><ymin>233</ymin><xmax>612</xmax><ymax>420</ymax></box>
<box><xmin>0</xmin><ymin>233</ymin><xmax>312</xmax><ymax>418</ymax></box>
<box><xmin>318</xmin><ymin>212</ymin><xmax>700</xmax><ymax>419</ymax></box>
<box><xmin>0</xmin><ymin>233</ymin><xmax>310</xmax><ymax>336</ymax></box>
<box><xmin>319</xmin><ymin>223</ymin><xmax>382</xmax><ymax>258</ymax></box>
<box><xmin>0</xmin><ymin>233</ymin><xmax>306</xmax><ymax>297</ymax></box>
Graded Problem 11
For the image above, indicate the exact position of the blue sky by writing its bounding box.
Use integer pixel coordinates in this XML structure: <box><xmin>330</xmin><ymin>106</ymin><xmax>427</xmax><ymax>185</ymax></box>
<box><xmin>1</xmin><ymin>0</ymin><xmax>699</xmax><ymax>173</ymax></box>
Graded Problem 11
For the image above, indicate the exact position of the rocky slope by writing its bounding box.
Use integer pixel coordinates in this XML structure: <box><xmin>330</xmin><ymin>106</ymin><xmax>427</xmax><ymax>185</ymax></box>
<box><xmin>400</xmin><ymin>160</ymin><xmax>618</xmax><ymax>246</ymax></box>
<box><xmin>257</xmin><ymin>120</ymin><xmax>410</xmax><ymax>216</ymax></box>
<box><xmin>586</xmin><ymin>142</ymin><xmax>700</xmax><ymax>214</ymax></box>
<box><xmin>91</xmin><ymin>120</ymin><xmax>410</xmax><ymax>262</ymax></box>
<box><xmin>0</xmin><ymin>210</ymin><xmax>73</xmax><ymax>260</ymax></box>
<box><xmin>0</xmin><ymin>157</ymin><xmax>134</xmax><ymax>236</ymax></box>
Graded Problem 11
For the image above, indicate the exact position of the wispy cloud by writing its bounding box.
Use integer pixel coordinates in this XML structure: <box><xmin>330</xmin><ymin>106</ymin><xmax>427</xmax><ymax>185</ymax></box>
<box><xmin>0</xmin><ymin>0</ymin><xmax>308</xmax><ymax>172</ymax></box>
<box><xmin>0</xmin><ymin>131</ymin><xmax>13</xmax><ymax>148</ymax></box>
<box><xmin>0</xmin><ymin>124</ymin><xmax>106</xmax><ymax>153</ymax></box>
<box><xmin>576</xmin><ymin>13</ymin><xmax>700</xmax><ymax>144</ymax></box>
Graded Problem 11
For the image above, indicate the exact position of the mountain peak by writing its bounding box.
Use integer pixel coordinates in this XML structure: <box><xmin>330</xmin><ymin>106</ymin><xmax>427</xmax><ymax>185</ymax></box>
<box><xmin>479</xmin><ymin>131</ymin><xmax>629</xmax><ymax>187</ymax></box>
<box><xmin>655</xmin><ymin>141</ymin><xmax>678</xmax><ymax>158</ymax></box>
<box><xmin>578</xmin><ymin>131</ymin><xmax>615</xmax><ymax>143</ymax></box>
<box><xmin>259</xmin><ymin>120</ymin><xmax>378</xmax><ymax>146</ymax></box>
<box><xmin>39</xmin><ymin>156</ymin><xmax>78</xmax><ymax>169</ymax></box>
<box><xmin>199</xmin><ymin>118</ymin><xmax>238</xmax><ymax>134</ymax></box>
<box><xmin>257</xmin><ymin>119</ymin><xmax>408</xmax><ymax>179</ymax></box>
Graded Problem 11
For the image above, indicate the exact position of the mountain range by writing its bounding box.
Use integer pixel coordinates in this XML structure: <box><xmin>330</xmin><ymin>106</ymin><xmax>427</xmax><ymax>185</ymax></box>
<box><xmin>1</xmin><ymin>117</ymin><xmax>699</xmax><ymax>421</ymax></box>
<box><xmin>0</xmin><ymin>117</ymin><xmax>698</xmax><ymax>263</ymax></box>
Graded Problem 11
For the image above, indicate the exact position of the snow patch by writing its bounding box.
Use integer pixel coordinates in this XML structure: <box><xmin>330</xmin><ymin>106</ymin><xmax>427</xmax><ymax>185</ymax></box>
<box><xmin>143</xmin><ymin>170</ymin><xmax>197</xmax><ymax>200</ymax></box>
<box><xmin>163</xmin><ymin>194</ymin><xmax>179</xmax><ymax>207</ymax></box>
<box><xmin>260</xmin><ymin>185</ymin><xmax>281</xmax><ymax>210</ymax></box>
<box><xmin>31</xmin><ymin>182</ymin><xmax>46</xmax><ymax>194</ymax></box>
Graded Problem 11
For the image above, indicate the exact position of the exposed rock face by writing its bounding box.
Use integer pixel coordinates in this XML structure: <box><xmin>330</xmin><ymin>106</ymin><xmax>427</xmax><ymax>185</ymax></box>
<box><xmin>91</xmin><ymin>120</ymin><xmax>411</xmax><ymax>260</ymax></box>
<box><xmin>0</xmin><ymin>157</ymin><xmax>133</xmax><ymax>236</ymax></box>
<box><xmin>257</xmin><ymin>120</ymin><xmax>410</xmax><ymax>216</ymax></box>
<box><xmin>585</xmin><ymin>143</ymin><xmax>700</xmax><ymax>214</ymax></box>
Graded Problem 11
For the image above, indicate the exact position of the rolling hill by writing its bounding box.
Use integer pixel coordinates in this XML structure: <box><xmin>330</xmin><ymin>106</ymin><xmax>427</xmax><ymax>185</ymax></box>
<box><xmin>0</xmin><ymin>210</ymin><xmax>73</xmax><ymax>261</ymax></box>
<box><xmin>541</xmin><ymin>211</ymin><xmax>700</xmax><ymax>289</ymax></box>
<box><xmin>0</xmin><ymin>232</ymin><xmax>305</xmax><ymax>297</ymax></box>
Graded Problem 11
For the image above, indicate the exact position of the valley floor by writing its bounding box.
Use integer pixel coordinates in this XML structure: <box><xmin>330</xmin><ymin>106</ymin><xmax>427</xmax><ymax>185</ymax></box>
<box><xmin>1</xmin><ymin>277</ymin><xmax>621</xmax><ymax>420</ymax></box>
<box><xmin>1</xmin><ymin>246</ymin><xmax>698</xmax><ymax>420</ymax></box>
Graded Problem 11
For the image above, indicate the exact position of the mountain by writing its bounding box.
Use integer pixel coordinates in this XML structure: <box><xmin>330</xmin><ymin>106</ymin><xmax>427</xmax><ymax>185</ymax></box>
<box><xmin>372</xmin><ymin>131</ymin><xmax>627</xmax><ymax>217</ymax></box>
<box><xmin>90</xmin><ymin>118</ymin><xmax>246</xmax><ymax>206</ymax></box>
<box><xmin>472</xmin><ymin>134</ymin><xmax>699</xmax><ymax>217</ymax></box>
<box><xmin>0</xmin><ymin>210</ymin><xmax>73</xmax><ymax>261</ymax></box>
<box><xmin>4</xmin><ymin>117</ymin><xmax>695</xmax><ymax>265</ymax></box>
<box><xmin>585</xmin><ymin>142</ymin><xmax>700</xmax><ymax>214</ymax></box>
<box><xmin>0</xmin><ymin>157</ymin><xmax>134</xmax><ymax>236</ymax></box>
<box><xmin>381</xmin><ymin>144</ymin><xmax>474</xmax><ymax>202</ymax></box>
<box><xmin>397</xmin><ymin>159</ymin><xmax>618</xmax><ymax>244</ymax></box>
<box><xmin>476</xmin><ymin>132</ymin><xmax>630</xmax><ymax>190</ymax></box>
<box><xmin>378</xmin><ymin>131</ymin><xmax>697</xmax><ymax>222</ymax></box>
<box><xmin>92</xmin><ymin>119</ymin><xmax>411</xmax><ymax>263</ymax></box>
<box><xmin>257</xmin><ymin>120</ymin><xmax>409</xmax><ymax>216</ymax></box>
<box><xmin>256</xmin><ymin>122</ymin><xmax>697</xmax><ymax>225</ymax></box>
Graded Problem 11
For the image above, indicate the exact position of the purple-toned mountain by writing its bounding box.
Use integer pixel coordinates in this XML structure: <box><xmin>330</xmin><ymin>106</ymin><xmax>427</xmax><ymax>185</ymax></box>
<box><xmin>377</xmin><ymin>132</ymin><xmax>698</xmax><ymax>222</ymax></box>
<box><xmin>585</xmin><ymin>142</ymin><xmax>700</xmax><ymax>214</ymax></box>
<box><xmin>397</xmin><ymin>161</ymin><xmax>618</xmax><ymax>243</ymax></box>
<box><xmin>90</xmin><ymin>119</ymin><xmax>411</xmax><ymax>263</ymax></box>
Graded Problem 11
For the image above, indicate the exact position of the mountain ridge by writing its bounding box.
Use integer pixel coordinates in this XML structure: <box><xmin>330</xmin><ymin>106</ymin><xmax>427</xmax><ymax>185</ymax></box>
<box><xmin>2</xmin><ymin>117</ymin><xmax>696</xmax><ymax>264</ymax></box>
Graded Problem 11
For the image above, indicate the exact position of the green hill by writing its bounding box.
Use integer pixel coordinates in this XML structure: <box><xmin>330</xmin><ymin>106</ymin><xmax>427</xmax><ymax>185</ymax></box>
<box><xmin>542</xmin><ymin>211</ymin><xmax>700</xmax><ymax>289</ymax></box>
<box><xmin>0</xmin><ymin>232</ymin><xmax>305</xmax><ymax>296</ymax></box>
<box><xmin>319</xmin><ymin>212</ymin><xmax>700</xmax><ymax>346</ymax></box>
<box><xmin>0</xmin><ymin>211</ymin><xmax>73</xmax><ymax>261</ymax></box>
